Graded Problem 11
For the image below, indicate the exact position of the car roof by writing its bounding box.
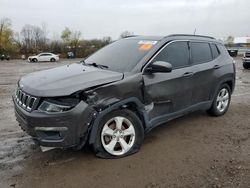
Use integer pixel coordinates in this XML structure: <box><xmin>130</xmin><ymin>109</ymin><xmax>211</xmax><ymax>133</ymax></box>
<box><xmin>39</xmin><ymin>52</ymin><xmax>53</xmax><ymax>54</ymax></box>
<box><xmin>125</xmin><ymin>34</ymin><xmax>220</xmax><ymax>44</ymax></box>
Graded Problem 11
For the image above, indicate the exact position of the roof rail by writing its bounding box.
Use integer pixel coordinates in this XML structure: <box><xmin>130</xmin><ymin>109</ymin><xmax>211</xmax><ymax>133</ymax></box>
<box><xmin>167</xmin><ymin>34</ymin><xmax>215</xmax><ymax>39</ymax></box>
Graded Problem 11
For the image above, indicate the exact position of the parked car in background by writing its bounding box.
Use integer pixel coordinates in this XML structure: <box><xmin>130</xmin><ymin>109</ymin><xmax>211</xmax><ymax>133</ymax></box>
<box><xmin>21</xmin><ymin>54</ymin><xmax>26</xmax><ymax>60</ymax></box>
<box><xmin>67</xmin><ymin>51</ymin><xmax>75</xmax><ymax>59</ymax></box>
<box><xmin>227</xmin><ymin>49</ymin><xmax>238</xmax><ymax>57</ymax></box>
<box><xmin>28</xmin><ymin>53</ymin><xmax>59</xmax><ymax>62</ymax></box>
<box><xmin>1</xmin><ymin>54</ymin><xmax>10</xmax><ymax>61</ymax></box>
<box><xmin>14</xmin><ymin>34</ymin><xmax>235</xmax><ymax>158</ymax></box>
<box><xmin>243</xmin><ymin>51</ymin><xmax>250</xmax><ymax>69</ymax></box>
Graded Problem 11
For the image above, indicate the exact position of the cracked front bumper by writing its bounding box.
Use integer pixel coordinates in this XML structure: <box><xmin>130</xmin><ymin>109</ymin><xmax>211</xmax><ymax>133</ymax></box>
<box><xmin>13</xmin><ymin>97</ymin><xmax>96</xmax><ymax>148</ymax></box>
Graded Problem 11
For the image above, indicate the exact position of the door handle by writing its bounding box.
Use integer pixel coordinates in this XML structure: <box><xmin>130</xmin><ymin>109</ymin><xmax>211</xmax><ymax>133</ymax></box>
<box><xmin>213</xmin><ymin>65</ymin><xmax>220</xmax><ymax>69</ymax></box>
<box><xmin>182</xmin><ymin>72</ymin><xmax>194</xmax><ymax>77</ymax></box>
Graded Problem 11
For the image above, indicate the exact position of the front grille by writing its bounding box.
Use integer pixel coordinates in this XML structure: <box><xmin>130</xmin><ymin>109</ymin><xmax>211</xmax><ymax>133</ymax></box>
<box><xmin>15</xmin><ymin>88</ymin><xmax>37</xmax><ymax>112</ymax></box>
<box><xmin>245</xmin><ymin>53</ymin><xmax>250</xmax><ymax>58</ymax></box>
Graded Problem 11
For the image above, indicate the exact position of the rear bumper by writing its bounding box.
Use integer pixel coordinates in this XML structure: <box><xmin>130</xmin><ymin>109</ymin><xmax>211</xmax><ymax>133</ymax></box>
<box><xmin>13</xmin><ymin>96</ymin><xmax>96</xmax><ymax>148</ymax></box>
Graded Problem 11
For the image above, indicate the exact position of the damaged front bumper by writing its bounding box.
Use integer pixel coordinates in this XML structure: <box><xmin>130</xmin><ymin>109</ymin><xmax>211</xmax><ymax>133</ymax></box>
<box><xmin>13</xmin><ymin>97</ymin><xmax>96</xmax><ymax>149</ymax></box>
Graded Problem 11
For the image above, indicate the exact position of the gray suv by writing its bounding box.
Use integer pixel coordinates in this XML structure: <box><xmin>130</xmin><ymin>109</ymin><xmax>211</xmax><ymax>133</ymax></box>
<box><xmin>13</xmin><ymin>34</ymin><xmax>235</xmax><ymax>158</ymax></box>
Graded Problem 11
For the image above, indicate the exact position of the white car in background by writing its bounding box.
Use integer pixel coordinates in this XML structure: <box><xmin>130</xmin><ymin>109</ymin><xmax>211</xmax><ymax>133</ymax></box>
<box><xmin>28</xmin><ymin>53</ymin><xmax>59</xmax><ymax>62</ymax></box>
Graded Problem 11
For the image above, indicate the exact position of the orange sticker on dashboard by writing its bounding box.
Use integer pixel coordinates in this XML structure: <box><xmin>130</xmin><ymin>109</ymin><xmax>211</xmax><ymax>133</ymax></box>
<box><xmin>139</xmin><ymin>44</ymin><xmax>154</xmax><ymax>51</ymax></box>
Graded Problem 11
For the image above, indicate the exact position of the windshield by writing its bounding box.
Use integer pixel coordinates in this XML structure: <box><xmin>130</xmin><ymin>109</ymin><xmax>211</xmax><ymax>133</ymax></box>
<box><xmin>84</xmin><ymin>38</ymin><xmax>158</xmax><ymax>73</ymax></box>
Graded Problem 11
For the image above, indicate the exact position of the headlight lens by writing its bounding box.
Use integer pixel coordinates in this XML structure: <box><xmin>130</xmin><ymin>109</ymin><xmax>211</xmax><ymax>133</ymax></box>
<box><xmin>38</xmin><ymin>101</ymin><xmax>72</xmax><ymax>113</ymax></box>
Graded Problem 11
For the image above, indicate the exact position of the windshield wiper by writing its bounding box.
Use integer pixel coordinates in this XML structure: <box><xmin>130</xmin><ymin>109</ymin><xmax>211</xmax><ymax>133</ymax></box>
<box><xmin>85</xmin><ymin>62</ymin><xmax>109</xmax><ymax>69</ymax></box>
<box><xmin>80</xmin><ymin>59</ymin><xmax>86</xmax><ymax>64</ymax></box>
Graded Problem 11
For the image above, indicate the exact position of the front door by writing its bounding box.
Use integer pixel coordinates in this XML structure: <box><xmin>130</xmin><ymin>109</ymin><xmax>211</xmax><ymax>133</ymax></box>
<box><xmin>143</xmin><ymin>41</ymin><xmax>193</xmax><ymax>121</ymax></box>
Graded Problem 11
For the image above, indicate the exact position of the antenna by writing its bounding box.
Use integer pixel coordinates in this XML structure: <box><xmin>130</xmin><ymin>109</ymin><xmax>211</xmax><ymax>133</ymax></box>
<box><xmin>194</xmin><ymin>28</ymin><xmax>196</xmax><ymax>35</ymax></box>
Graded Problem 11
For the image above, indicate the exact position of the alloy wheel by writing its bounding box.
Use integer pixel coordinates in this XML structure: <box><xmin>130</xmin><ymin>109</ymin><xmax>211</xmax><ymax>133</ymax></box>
<box><xmin>216</xmin><ymin>88</ymin><xmax>229</xmax><ymax>112</ymax></box>
<box><xmin>101</xmin><ymin>116</ymin><xmax>135</xmax><ymax>156</ymax></box>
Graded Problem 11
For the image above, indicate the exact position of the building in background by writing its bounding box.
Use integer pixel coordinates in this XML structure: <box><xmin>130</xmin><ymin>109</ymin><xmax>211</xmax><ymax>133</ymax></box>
<box><xmin>224</xmin><ymin>36</ymin><xmax>250</xmax><ymax>56</ymax></box>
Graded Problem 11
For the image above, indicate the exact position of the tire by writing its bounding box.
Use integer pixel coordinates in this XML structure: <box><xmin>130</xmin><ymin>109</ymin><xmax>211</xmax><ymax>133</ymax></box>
<box><xmin>207</xmin><ymin>84</ymin><xmax>231</xmax><ymax>116</ymax></box>
<box><xmin>32</xmin><ymin>58</ymin><xmax>38</xmax><ymax>62</ymax></box>
<box><xmin>50</xmin><ymin>58</ymin><xmax>55</xmax><ymax>62</ymax></box>
<box><xmin>92</xmin><ymin>109</ymin><xmax>144</xmax><ymax>158</ymax></box>
<box><xmin>243</xmin><ymin>62</ymin><xmax>250</xmax><ymax>69</ymax></box>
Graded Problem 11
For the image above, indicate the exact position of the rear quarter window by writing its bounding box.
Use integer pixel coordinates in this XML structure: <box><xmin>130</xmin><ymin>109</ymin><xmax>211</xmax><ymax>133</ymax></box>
<box><xmin>190</xmin><ymin>42</ymin><xmax>213</xmax><ymax>64</ymax></box>
<box><xmin>210</xmin><ymin>44</ymin><xmax>220</xmax><ymax>59</ymax></box>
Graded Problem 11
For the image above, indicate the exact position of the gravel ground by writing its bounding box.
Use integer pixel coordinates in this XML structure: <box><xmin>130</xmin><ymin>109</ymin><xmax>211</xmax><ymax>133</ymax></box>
<box><xmin>0</xmin><ymin>58</ymin><xmax>249</xmax><ymax>188</ymax></box>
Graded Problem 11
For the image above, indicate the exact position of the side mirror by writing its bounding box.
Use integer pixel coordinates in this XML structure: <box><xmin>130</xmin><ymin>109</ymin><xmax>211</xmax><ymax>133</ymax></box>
<box><xmin>145</xmin><ymin>61</ymin><xmax>172</xmax><ymax>73</ymax></box>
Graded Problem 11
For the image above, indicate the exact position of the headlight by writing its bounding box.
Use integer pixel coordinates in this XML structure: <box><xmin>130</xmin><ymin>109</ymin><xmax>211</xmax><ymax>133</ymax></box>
<box><xmin>38</xmin><ymin>101</ymin><xmax>72</xmax><ymax>113</ymax></box>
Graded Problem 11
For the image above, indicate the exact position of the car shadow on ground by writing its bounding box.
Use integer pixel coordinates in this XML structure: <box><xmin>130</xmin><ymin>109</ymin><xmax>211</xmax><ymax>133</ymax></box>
<box><xmin>27</xmin><ymin>110</ymin><xmax>208</xmax><ymax>164</ymax></box>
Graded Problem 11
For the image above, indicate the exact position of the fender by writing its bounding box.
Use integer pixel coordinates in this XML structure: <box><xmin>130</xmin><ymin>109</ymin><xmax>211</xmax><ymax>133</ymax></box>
<box><xmin>88</xmin><ymin>97</ymin><xmax>148</xmax><ymax>145</ymax></box>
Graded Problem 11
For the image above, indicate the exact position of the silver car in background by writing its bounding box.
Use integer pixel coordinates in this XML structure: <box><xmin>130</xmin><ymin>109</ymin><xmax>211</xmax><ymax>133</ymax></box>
<box><xmin>28</xmin><ymin>53</ymin><xmax>59</xmax><ymax>62</ymax></box>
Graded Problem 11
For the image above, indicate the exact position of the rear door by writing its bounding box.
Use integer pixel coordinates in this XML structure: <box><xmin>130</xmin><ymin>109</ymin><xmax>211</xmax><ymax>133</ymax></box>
<box><xmin>189</xmin><ymin>42</ymin><xmax>218</xmax><ymax>104</ymax></box>
<box><xmin>143</xmin><ymin>41</ymin><xmax>194</xmax><ymax>120</ymax></box>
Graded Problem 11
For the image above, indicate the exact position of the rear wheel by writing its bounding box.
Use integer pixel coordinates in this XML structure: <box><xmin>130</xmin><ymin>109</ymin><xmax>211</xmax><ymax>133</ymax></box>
<box><xmin>207</xmin><ymin>84</ymin><xmax>231</xmax><ymax>116</ymax></box>
<box><xmin>92</xmin><ymin>109</ymin><xmax>144</xmax><ymax>158</ymax></box>
<box><xmin>243</xmin><ymin>62</ymin><xmax>250</xmax><ymax>69</ymax></box>
<box><xmin>50</xmin><ymin>58</ymin><xmax>56</xmax><ymax>62</ymax></box>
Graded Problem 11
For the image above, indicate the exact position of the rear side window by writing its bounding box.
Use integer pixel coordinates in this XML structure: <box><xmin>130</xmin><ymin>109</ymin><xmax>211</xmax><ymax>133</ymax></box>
<box><xmin>153</xmin><ymin>41</ymin><xmax>189</xmax><ymax>69</ymax></box>
<box><xmin>190</xmin><ymin>42</ymin><xmax>213</xmax><ymax>64</ymax></box>
<box><xmin>210</xmin><ymin>44</ymin><xmax>220</xmax><ymax>59</ymax></box>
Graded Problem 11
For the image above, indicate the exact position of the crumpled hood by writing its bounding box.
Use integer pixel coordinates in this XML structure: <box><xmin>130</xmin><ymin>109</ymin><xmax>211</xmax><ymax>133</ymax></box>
<box><xmin>19</xmin><ymin>63</ymin><xmax>123</xmax><ymax>97</ymax></box>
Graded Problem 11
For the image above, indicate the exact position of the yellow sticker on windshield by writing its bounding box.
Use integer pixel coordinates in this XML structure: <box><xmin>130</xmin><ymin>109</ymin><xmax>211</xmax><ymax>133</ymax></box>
<box><xmin>138</xmin><ymin>40</ymin><xmax>157</xmax><ymax>51</ymax></box>
<box><xmin>139</xmin><ymin>44</ymin><xmax>154</xmax><ymax>51</ymax></box>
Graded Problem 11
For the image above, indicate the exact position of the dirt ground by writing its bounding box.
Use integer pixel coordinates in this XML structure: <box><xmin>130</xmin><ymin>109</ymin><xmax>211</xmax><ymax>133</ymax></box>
<box><xmin>0</xmin><ymin>58</ymin><xmax>249</xmax><ymax>188</ymax></box>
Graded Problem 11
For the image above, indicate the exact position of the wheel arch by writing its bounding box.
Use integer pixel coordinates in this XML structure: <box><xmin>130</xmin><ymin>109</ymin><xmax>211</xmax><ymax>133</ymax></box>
<box><xmin>224</xmin><ymin>80</ymin><xmax>233</xmax><ymax>92</ymax></box>
<box><xmin>88</xmin><ymin>97</ymin><xmax>148</xmax><ymax>145</ymax></box>
<box><xmin>210</xmin><ymin>76</ymin><xmax>235</xmax><ymax>101</ymax></box>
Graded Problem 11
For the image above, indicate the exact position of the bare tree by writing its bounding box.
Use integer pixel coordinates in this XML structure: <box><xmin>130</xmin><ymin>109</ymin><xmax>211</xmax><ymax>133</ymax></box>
<box><xmin>102</xmin><ymin>36</ymin><xmax>112</xmax><ymax>45</ymax></box>
<box><xmin>0</xmin><ymin>18</ymin><xmax>13</xmax><ymax>53</ymax></box>
<box><xmin>20</xmin><ymin>24</ymin><xmax>34</xmax><ymax>54</ymax></box>
<box><xmin>20</xmin><ymin>24</ymin><xmax>49</xmax><ymax>54</ymax></box>
<box><xmin>70</xmin><ymin>31</ymin><xmax>81</xmax><ymax>55</ymax></box>
<box><xmin>61</xmin><ymin>28</ymin><xmax>82</xmax><ymax>56</ymax></box>
<box><xmin>61</xmin><ymin>27</ymin><xmax>71</xmax><ymax>44</ymax></box>
<box><xmin>120</xmin><ymin>31</ymin><xmax>133</xmax><ymax>38</ymax></box>
<box><xmin>0</xmin><ymin>19</ymin><xmax>113</xmax><ymax>58</ymax></box>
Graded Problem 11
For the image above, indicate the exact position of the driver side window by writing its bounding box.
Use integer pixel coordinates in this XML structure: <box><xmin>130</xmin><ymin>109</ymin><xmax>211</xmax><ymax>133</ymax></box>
<box><xmin>153</xmin><ymin>41</ymin><xmax>189</xmax><ymax>69</ymax></box>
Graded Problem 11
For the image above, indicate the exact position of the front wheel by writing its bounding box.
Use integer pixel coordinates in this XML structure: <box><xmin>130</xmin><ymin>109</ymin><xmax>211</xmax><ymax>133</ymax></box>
<box><xmin>207</xmin><ymin>84</ymin><xmax>231</xmax><ymax>116</ymax></box>
<box><xmin>32</xmin><ymin>58</ymin><xmax>38</xmax><ymax>62</ymax></box>
<box><xmin>92</xmin><ymin>109</ymin><xmax>144</xmax><ymax>158</ymax></box>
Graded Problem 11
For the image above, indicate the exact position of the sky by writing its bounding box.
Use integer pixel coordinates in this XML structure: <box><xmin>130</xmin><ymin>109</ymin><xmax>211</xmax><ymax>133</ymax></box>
<box><xmin>1</xmin><ymin>0</ymin><xmax>250</xmax><ymax>40</ymax></box>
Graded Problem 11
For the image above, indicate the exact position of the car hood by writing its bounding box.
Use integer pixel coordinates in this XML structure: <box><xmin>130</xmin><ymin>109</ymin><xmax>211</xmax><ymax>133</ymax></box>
<box><xmin>19</xmin><ymin>63</ymin><xmax>124</xmax><ymax>97</ymax></box>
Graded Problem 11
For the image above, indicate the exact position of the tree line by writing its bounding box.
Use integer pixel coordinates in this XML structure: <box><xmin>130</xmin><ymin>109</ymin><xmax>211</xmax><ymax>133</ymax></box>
<box><xmin>0</xmin><ymin>17</ymin><xmax>133</xmax><ymax>58</ymax></box>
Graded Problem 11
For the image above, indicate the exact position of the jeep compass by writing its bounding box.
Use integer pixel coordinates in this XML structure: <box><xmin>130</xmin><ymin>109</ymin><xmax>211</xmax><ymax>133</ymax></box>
<box><xmin>13</xmin><ymin>34</ymin><xmax>235</xmax><ymax>158</ymax></box>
